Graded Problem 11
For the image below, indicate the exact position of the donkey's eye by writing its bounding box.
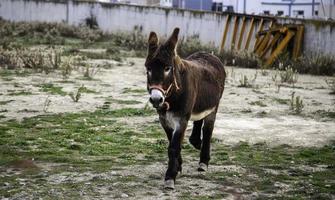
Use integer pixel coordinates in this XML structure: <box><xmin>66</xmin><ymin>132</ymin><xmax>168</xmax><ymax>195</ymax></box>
<box><xmin>164</xmin><ymin>66</ymin><xmax>171</xmax><ymax>72</ymax></box>
<box><xmin>146</xmin><ymin>68</ymin><xmax>152</xmax><ymax>76</ymax></box>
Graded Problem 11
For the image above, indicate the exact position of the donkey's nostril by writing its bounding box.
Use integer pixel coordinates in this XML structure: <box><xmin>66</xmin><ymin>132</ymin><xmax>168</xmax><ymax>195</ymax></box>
<box><xmin>149</xmin><ymin>89</ymin><xmax>164</xmax><ymax>108</ymax></box>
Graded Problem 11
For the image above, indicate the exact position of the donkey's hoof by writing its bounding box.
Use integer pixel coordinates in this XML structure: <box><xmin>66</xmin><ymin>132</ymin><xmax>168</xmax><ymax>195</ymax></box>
<box><xmin>189</xmin><ymin>138</ymin><xmax>201</xmax><ymax>150</ymax></box>
<box><xmin>164</xmin><ymin>179</ymin><xmax>175</xmax><ymax>190</ymax></box>
<box><xmin>197</xmin><ymin>163</ymin><xmax>208</xmax><ymax>172</ymax></box>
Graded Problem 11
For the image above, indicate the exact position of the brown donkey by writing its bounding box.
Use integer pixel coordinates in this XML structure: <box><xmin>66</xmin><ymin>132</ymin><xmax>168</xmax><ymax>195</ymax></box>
<box><xmin>145</xmin><ymin>28</ymin><xmax>226</xmax><ymax>189</ymax></box>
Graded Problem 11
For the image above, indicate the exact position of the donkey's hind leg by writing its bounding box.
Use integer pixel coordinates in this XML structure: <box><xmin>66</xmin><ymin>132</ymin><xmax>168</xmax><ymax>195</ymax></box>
<box><xmin>198</xmin><ymin>111</ymin><xmax>217</xmax><ymax>171</ymax></box>
<box><xmin>189</xmin><ymin>120</ymin><xmax>203</xmax><ymax>150</ymax></box>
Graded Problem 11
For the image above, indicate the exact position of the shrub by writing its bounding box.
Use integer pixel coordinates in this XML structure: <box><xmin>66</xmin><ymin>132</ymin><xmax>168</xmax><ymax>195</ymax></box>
<box><xmin>218</xmin><ymin>50</ymin><xmax>261</xmax><ymax>69</ymax></box>
<box><xmin>273</xmin><ymin>51</ymin><xmax>335</xmax><ymax>76</ymax></box>
<box><xmin>177</xmin><ymin>35</ymin><xmax>215</xmax><ymax>57</ymax></box>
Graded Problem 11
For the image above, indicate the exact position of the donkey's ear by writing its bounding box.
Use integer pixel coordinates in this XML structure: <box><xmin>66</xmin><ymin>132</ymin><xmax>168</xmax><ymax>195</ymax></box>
<box><xmin>166</xmin><ymin>27</ymin><xmax>180</xmax><ymax>52</ymax></box>
<box><xmin>148</xmin><ymin>32</ymin><xmax>159</xmax><ymax>55</ymax></box>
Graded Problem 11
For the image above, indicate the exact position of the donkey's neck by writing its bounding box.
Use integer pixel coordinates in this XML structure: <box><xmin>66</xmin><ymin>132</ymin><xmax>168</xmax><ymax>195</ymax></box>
<box><xmin>174</xmin><ymin>55</ymin><xmax>183</xmax><ymax>69</ymax></box>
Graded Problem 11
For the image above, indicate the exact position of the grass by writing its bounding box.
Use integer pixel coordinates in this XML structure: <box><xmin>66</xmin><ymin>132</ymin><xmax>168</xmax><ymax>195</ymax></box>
<box><xmin>7</xmin><ymin>90</ymin><xmax>32</xmax><ymax>96</ymax></box>
<box><xmin>105</xmin><ymin>97</ymin><xmax>141</xmax><ymax>105</ymax></box>
<box><xmin>0</xmin><ymin>107</ymin><xmax>158</xmax><ymax>166</ymax></box>
<box><xmin>122</xmin><ymin>88</ymin><xmax>147</xmax><ymax>94</ymax></box>
<box><xmin>0</xmin><ymin>107</ymin><xmax>334</xmax><ymax>198</ymax></box>
<box><xmin>209</xmin><ymin>142</ymin><xmax>335</xmax><ymax>199</ymax></box>
<box><xmin>249</xmin><ymin>100</ymin><xmax>267</xmax><ymax>107</ymax></box>
<box><xmin>39</xmin><ymin>83</ymin><xmax>67</xmax><ymax>96</ymax></box>
<box><xmin>272</xmin><ymin>97</ymin><xmax>290</xmax><ymax>105</ymax></box>
<box><xmin>78</xmin><ymin>86</ymin><xmax>98</xmax><ymax>94</ymax></box>
<box><xmin>0</xmin><ymin>100</ymin><xmax>14</xmax><ymax>105</ymax></box>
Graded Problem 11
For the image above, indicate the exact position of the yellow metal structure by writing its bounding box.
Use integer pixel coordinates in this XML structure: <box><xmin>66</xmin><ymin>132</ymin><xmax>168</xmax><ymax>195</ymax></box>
<box><xmin>219</xmin><ymin>14</ymin><xmax>304</xmax><ymax>66</ymax></box>
<box><xmin>219</xmin><ymin>14</ymin><xmax>231</xmax><ymax>54</ymax></box>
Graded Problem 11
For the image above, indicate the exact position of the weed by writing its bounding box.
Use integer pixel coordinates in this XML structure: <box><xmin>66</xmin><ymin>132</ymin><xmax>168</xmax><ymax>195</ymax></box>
<box><xmin>43</xmin><ymin>96</ymin><xmax>51</xmax><ymax>113</ymax></box>
<box><xmin>238</xmin><ymin>75</ymin><xmax>251</xmax><ymax>88</ymax></box>
<box><xmin>60</xmin><ymin>55</ymin><xmax>85</xmax><ymax>78</ymax></box>
<box><xmin>279</xmin><ymin>66</ymin><xmax>298</xmax><ymax>84</ymax></box>
<box><xmin>238</xmin><ymin>72</ymin><xmax>257</xmax><ymax>88</ymax></box>
<box><xmin>260</xmin><ymin>68</ymin><xmax>269</xmax><ymax>76</ymax></box>
<box><xmin>48</xmin><ymin>48</ymin><xmax>62</xmax><ymax>70</ymax></box>
<box><xmin>325</xmin><ymin>79</ymin><xmax>335</xmax><ymax>94</ymax></box>
<box><xmin>83</xmin><ymin>63</ymin><xmax>101</xmax><ymax>79</ymax></box>
<box><xmin>69</xmin><ymin>86</ymin><xmax>84</xmax><ymax>103</ymax></box>
<box><xmin>290</xmin><ymin>92</ymin><xmax>304</xmax><ymax>114</ymax></box>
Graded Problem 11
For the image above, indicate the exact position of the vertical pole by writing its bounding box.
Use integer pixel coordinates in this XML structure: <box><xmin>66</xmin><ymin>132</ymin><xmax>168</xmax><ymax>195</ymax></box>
<box><xmin>245</xmin><ymin>17</ymin><xmax>255</xmax><ymax>50</ymax></box>
<box><xmin>243</xmin><ymin>0</ymin><xmax>246</xmax><ymax>13</ymax></box>
<box><xmin>66</xmin><ymin>0</ymin><xmax>70</xmax><ymax>24</ymax></box>
<box><xmin>220</xmin><ymin>14</ymin><xmax>231</xmax><ymax>53</ymax></box>
<box><xmin>237</xmin><ymin>16</ymin><xmax>246</xmax><ymax>50</ymax></box>
<box><xmin>312</xmin><ymin>0</ymin><xmax>315</xmax><ymax>17</ymax></box>
<box><xmin>289</xmin><ymin>0</ymin><xmax>293</xmax><ymax>17</ymax></box>
<box><xmin>231</xmin><ymin>15</ymin><xmax>239</xmax><ymax>50</ymax></box>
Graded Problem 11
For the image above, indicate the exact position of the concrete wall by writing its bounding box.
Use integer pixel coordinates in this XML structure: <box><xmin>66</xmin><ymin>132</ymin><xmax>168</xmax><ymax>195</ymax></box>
<box><xmin>0</xmin><ymin>0</ymin><xmax>334</xmax><ymax>56</ymax></box>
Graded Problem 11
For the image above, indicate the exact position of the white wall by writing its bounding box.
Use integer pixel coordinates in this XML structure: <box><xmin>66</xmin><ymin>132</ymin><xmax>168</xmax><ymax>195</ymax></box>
<box><xmin>0</xmin><ymin>0</ymin><xmax>334</xmax><ymax>56</ymax></box>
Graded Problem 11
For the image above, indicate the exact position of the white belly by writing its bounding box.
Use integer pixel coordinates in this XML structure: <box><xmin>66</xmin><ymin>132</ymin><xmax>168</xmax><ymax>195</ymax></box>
<box><xmin>190</xmin><ymin>107</ymin><xmax>216</xmax><ymax>121</ymax></box>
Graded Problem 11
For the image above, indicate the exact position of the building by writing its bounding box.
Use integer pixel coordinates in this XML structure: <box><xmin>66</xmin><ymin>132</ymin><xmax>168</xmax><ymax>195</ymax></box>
<box><xmin>114</xmin><ymin>0</ymin><xmax>160</xmax><ymax>6</ymax></box>
<box><xmin>212</xmin><ymin>0</ymin><xmax>335</xmax><ymax>19</ymax></box>
<box><xmin>171</xmin><ymin>0</ymin><xmax>213</xmax><ymax>11</ymax></box>
<box><xmin>160</xmin><ymin>0</ymin><xmax>173</xmax><ymax>7</ymax></box>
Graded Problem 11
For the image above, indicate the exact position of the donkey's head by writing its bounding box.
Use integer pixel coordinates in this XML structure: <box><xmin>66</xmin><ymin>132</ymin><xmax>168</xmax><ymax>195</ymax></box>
<box><xmin>145</xmin><ymin>28</ymin><xmax>180</xmax><ymax>109</ymax></box>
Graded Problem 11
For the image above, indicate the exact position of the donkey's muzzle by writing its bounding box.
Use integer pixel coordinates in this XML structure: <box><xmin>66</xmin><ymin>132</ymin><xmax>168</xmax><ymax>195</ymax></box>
<box><xmin>149</xmin><ymin>89</ymin><xmax>164</xmax><ymax>108</ymax></box>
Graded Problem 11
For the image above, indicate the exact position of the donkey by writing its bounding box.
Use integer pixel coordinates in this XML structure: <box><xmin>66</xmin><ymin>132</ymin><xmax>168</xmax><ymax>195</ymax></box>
<box><xmin>145</xmin><ymin>28</ymin><xmax>226</xmax><ymax>189</ymax></box>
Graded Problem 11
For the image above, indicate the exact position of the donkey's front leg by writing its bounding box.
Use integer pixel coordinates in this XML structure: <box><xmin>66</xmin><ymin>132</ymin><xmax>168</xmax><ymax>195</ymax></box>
<box><xmin>164</xmin><ymin>118</ymin><xmax>187</xmax><ymax>189</ymax></box>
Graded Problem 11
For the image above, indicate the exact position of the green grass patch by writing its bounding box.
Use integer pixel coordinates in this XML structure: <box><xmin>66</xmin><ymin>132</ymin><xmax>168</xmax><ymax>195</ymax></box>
<box><xmin>106</xmin><ymin>97</ymin><xmax>141</xmax><ymax>105</ymax></box>
<box><xmin>122</xmin><ymin>88</ymin><xmax>147</xmax><ymax>94</ymax></box>
<box><xmin>273</xmin><ymin>97</ymin><xmax>290</xmax><ymax>105</ymax></box>
<box><xmin>7</xmin><ymin>90</ymin><xmax>32</xmax><ymax>96</ymax></box>
<box><xmin>79</xmin><ymin>86</ymin><xmax>98</xmax><ymax>94</ymax></box>
<box><xmin>0</xmin><ymin>107</ymin><xmax>158</xmax><ymax>166</ymax></box>
<box><xmin>0</xmin><ymin>100</ymin><xmax>14</xmax><ymax>105</ymax></box>
<box><xmin>39</xmin><ymin>83</ymin><xmax>67</xmax><ymax>96</ymax></box>
<box><xmin>249</xmin><ymin>100</ymin><xmax>267</xmax><ymax>107</ymax></box>
<box><xmin>209</xmin><ymin>142</ymin><xmax>335</xmax><ymax>198</ymax></box>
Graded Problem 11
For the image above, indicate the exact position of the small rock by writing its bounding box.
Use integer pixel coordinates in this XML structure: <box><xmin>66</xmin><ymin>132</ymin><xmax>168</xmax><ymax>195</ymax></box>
<box><xmin>121</xmin><ymin>193</ymin><xmax>129</xmax><ymax>198</ymax></box>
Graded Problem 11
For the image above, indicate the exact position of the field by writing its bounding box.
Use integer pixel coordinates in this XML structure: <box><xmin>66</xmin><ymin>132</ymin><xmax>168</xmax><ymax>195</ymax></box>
<box><xmin>0</xmin><ymin>21</ymin><xmax>335</xmax><ymax>199</ymax></box>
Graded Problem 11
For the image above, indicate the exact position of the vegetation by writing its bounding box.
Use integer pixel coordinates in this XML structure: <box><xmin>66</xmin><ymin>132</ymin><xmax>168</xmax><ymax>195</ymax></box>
<box><xmin>290</xmin><ymin>92</ymin><xmax>304</xmax><ymax>114</ymax></box>
<box><xmin>0</xmin><ymin>17</ymin><xmax>334</xmax><ymax>199</ymax></box>
<box><xmin>1</xmin><ymin>18</ymin><xmax>334</xmax><ymax>75</ymax></box>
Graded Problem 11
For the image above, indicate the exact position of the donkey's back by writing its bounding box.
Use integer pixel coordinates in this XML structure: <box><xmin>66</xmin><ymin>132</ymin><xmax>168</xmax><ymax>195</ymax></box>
<box><xmin>185</xmin><ymin>52</ymin><xmax>226</xmax><ymax>115</ymax></box>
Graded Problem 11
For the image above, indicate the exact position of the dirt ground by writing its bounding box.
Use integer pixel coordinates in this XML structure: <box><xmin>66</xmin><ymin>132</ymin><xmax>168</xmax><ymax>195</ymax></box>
<box><xmin>1</xmin><ymin>57</ymin><xmax>334</xmax><ymax>146</ymax></box>
<box><xmin>0</xmin><ymin>57</ymin><xmax>334</xmax><ymax>199</ymax></box>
